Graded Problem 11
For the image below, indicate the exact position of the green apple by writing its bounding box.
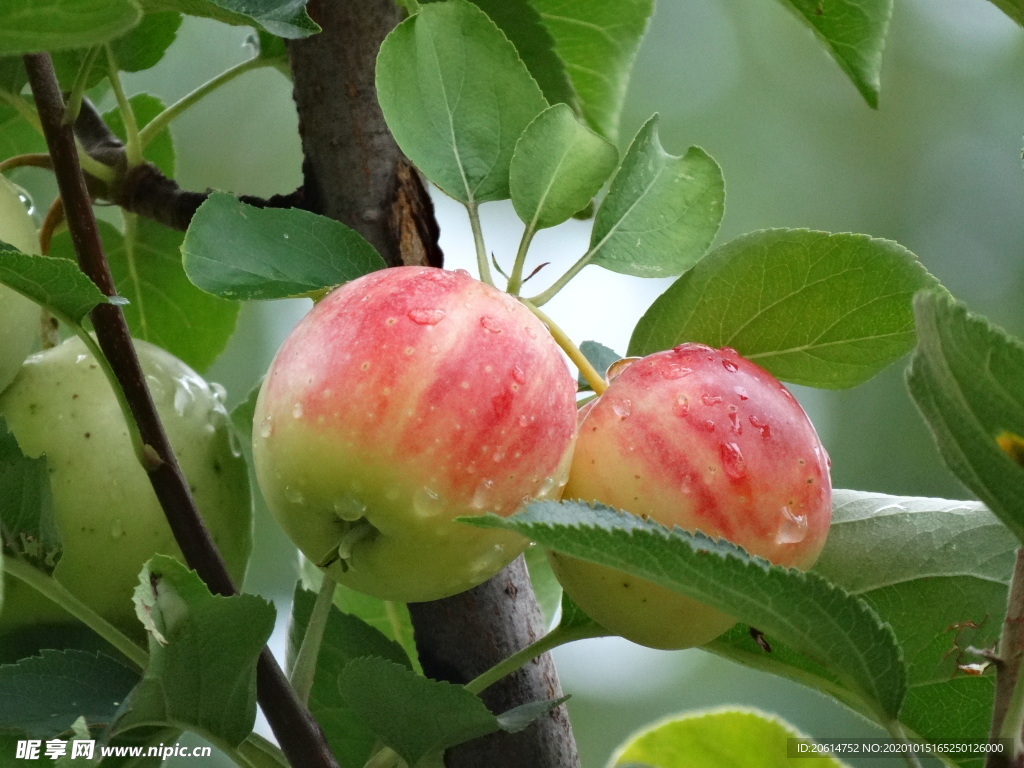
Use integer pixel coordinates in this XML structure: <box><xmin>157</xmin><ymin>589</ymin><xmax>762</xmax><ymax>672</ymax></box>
<box><xmin>0</xmin><ymin>336</ymin><xmax>253</xmax><ymax>641</ymax></box>
<box><xmin>550</xmin><ymin>344</ymin><xmax>832</xmax><ymax>649</ymax></box>
<box><xmin>253</xmin><ymin>266</ymin><xmax>578</xmax><ymax>602</ymax></box>
<box><xmin>0</xmin><ymin>175</ymin><xmax>41</xmax><ymax>395</ymax></box>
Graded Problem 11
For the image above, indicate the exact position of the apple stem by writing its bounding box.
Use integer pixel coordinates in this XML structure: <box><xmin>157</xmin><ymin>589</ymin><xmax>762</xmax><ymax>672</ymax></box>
<box><xmin>506</xmin><ymin>222</ymin><xmax>537</xmax><ymax>296</ymax></box>
<box><xmin>2</xmin><ymin>557</ymin><xmax>149</xmax><ymax>670</ymax></box>
<box><xmin>463</xmin><ymin>620</ymin><xmax>607</xmax><ymax>696</ymax></box>
<box><xmin>290</xmin><ymin>573</ymin><xmax>338</xmax><ymax>706</ymax></box>
<box><xmin>519</xmin><ymin>299</ymin><xmax>607</xmax><ymax>395</ymax></box>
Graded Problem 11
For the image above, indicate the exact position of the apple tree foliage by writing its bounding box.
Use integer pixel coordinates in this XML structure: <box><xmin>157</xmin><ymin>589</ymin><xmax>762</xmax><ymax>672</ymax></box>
<box><xmin>0</xmin><ymin>0</ymin><xmax>1022</xmax><ymax>766</ymax></box>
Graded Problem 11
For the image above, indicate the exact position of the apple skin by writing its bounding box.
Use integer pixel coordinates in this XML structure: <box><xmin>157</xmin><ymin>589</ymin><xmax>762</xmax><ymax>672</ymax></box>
<box><xmin>549</xmin><ymin>343</ymin><xmax>831</xmax><ymax>649</ymax></box>
<box><xmin>0</xmin><ymin>336</ymin><xmax>253</xmax><ymax>640</ymax></box>
<box><xmin>252</xmin><ymin>266</ymin><xmax>577</xmax><ymax>602</ymax></box>
<box><xmin>0</xmin><ymin>175</ymin><xmax>41</xmax><ymax>395</ymax></box>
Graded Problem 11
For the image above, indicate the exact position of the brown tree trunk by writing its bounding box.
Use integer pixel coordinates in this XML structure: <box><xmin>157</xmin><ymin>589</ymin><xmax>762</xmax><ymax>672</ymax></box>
<box><xmin>286</xmin><ymin>2</ymin><xmax>580</xmax><ymax>766</ymax></box>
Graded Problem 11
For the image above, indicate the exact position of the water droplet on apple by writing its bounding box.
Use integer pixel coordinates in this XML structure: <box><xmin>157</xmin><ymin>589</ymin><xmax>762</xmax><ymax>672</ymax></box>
<box><xmin>173</xmin><ymin>383</ymin><xmax>194</xmax><ymax>417</ymax></box>
<box><xmin>408</xmin><ymin>308</ymin><xmax>446</xmax><ymax>325</ymax></box>
<box><xmin>284</xmin><ymin>486</ymin><xmax>305</xmax><ymax>504</ymax></box>
<box><xmin>413</xmin><ymin>487</ymin><xmax>444</xmax><ymax>518</ymax></box>
<box><xmin>611</xmin><ymin>399</ymin><xmax>632</xmax><ymax>419</ymax></box>
<box><xmin>109</xmin><ymin>518</ymin><xmax>124</xmax><ymax>540</ymax></box>
<box><xmin>721</xmin><ymin>359</ymin><xmax>738</xmax><ymax>373</ymax></box>
<box><xmin>734</xmin><ymin>386</ymin><xmax>749</xmax><ymax>400</ymax></box>
<box><xmin>727</xmin><ymin>406</ymin><xmax>741</xmax><ymax>433</ymax></box>
<box><xmin>673</xmin><ymin>394</ymin><xmax>689</xmax><ymax>417</ymax></box>
<box><xmin>749</xmin><ymin>415</ymin><xmax>772</xmax><ymax>439</ymax></box>
<box><xmin>511</xmin><ymin>365</ymin><xmax>526</xmax><ymax>385</ymax></box>
<box><xmin>258</xmin><ymin>416</ymin><xmax>273</xmax><ymax>439</ymax></box>
<box><xmin>607</xmin><ymin>357</ymin><xmax>640</xmax><ymax>381</ymax></box>
<box><xmin>480</xmin><ymin>316</ymin><xmax>502</xmax><ymax>333</ymax></box>
<box><xmin>720</xmin><ymin>442</ymin><xmax>747</xmax><ymax>480</ymax></box>
<box><xmin>660</xmin><ymin>363</ymin><xmax>692</xmax><ymax>380</ymax></box>
<box><xmin>333</xmin><ymin>493</ymin><xmax>367</xmax><ymax>521</ymax></box>
<box><xmin>776</xmin><ymin>506</ymin><xmax>808</xmax><ymax>544</ymax></box>
<box><xmin>145</xmin><ymin>374</ymin><xmax>165</xmax><ymax>400</ymax></box>
<box><xmin>210</xmin><ymin>382</ymin><xmax>227</xmax><ymax>402</ymax></box>
<box><xmin>701</xmin><ymin>393</ymin><xmax>723</xmax><ymax>406</ymax></box>
<box><xmin>75</xmin><ymin>354</ymin><xmax>89</xmax><ymax>364</ymax></box>
<box><xmin>702</xmin><ymin>419</ymin><xmax>716</xmax><ymax>432</ymax></box>
<box><xmin>292</xmin><ymin>402</ymin><xmax>304</xmax><ymax>419</ymax></box>
<box><xmin>471</xmin><ymin>478</ymin><xmax>495</xmax><ymax>509</ymax></box>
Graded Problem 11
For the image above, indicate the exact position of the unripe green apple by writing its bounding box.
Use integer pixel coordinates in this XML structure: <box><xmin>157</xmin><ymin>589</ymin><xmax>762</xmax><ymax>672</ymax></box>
<box><xmin>0</xmin><ymin>337</ymin><xmax>253</xmax><ymax>640</ymax></box>
<box><xmin>0</xmin><ymin>175</ymin><xmax>41</xmax><ymax>395</ymax></box>
<box><xmin>253</xmin><ymin>266</ymin><xmax>577</xmax><ymax>602</ymax></box>
<box><xmin>550</xmin><ymin>344</ymin><xmax>831</xmax><ymax>649</ymax></box>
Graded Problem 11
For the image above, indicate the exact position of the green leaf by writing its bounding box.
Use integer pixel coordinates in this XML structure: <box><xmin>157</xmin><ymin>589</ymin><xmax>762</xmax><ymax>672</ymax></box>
<box><xmin>104</xmin><ymin>93</ymin><xmax>175</xmax><ymax>177</ymax></box>
<box><xmin>0</xmin><ymin>103</ymin><xmax>46</xmax><ymax>159</ymax></box>
<box><xmin>299</xmin><ymin>556</ymin><xmax>418</xmax><ymax>671</ymax></box>
<box><xmin>907</xmin><ymin>290</ymin><xmax>1024</xmax><ymax>543</ymax></box>
<box><xmin>709</xmin><ymin>489</ymin><xmax>1013</xmax><ymax>760</ymax></box>
<box><xmin>466</xmin><ymin>500</ymin><xmax>906</xmax><ymax>723</ymax></box>
<box><xmin>286</xmin><ymin>585</ymin><xmax>412</xmax><ymax>768</ymax></box>
<box><xmin>577</xmin><ymin>340</ymin><xmax>622</xmax><ymax>393</ymax></box>
<box><xmin>510</xmin><ymin>104</ymin><xmax>617</xmax><ymax>231</ymax></box>
<box><xmin>531</xmin><ymin>0</ymin><xmax>655</xmax><ymax>143</ymax></box>
<box><xmin>376</xmin><ymin>0</ymin><xmax>549</xmax><ymax>204</ymax></box>
<box><xmin>984</xmin><ymin>0</ymin><xmax>1024</xmax><ymax>24</ymax></box>
<box><xmin>779</xmin><ymin>0</ymin><xmax>893</xmax><ymax>108</ymax></box>
<box><xmin>51</xmin><ymin>218</ymin><xmax>239</xmax><ymax>373</ymax></box>
<box><xmin>610</xmin><ymin>707</ymin><xmax>852</xmax><ymax>767</ymax></box>
<box><xmin>0</xmin><ymin>243</ymin><xmax>108</xmax><ymax>325</ymax></box>
<box><xmin>0</xmin><ymin>650</ymin><xmax>139</xmax><ymax>738</ymax></box>
<box><xmin>114</xmin><ymin>555</ymin><xmax>275</xmax><ymax>746</ymax></box>
<box><xmin>523</xmin><ymin>544</ymin><xmax>561</xmax><ymax>628</ymax></box>
<box><xmin>0</xmin><ymin>417</ymin><xmax>60</xmax><ymax>571</ymax></box>
<box><xmin>0</xmin><ymin>0</ymin><xmax>142</xmax><ymax>55</ymax></box>
<box><xmin>339</xmin><ymin>657</ymin><xmax>565</xmax><ymax>767</ymax></box>
<box><xmin>450</xmin><ymin>0</ymin><xmax>575</xmax><ymax>109</ymax></box>
<box><xmin>139</xmin><ymin>0</ymin><xmax>319</xmax><ymax>39</ymax></box>
<box><xmin>589</xmin><ymin>116</ymin><xmax>724</xmax><ymax>279</ymax></box>
<box><xmin>182</xmin><ymin>192</ymin><xmax>385</xmax><ymax>300</ymax></box>
<box><xmin>229</xmin><ymin>378</ymin><xmax>261</xmax><ymax>445</ymax></box>
<box><xmin>629</xmin><ymin>229</ymin><xmax>940</xmax><ymax>389</ymax></box>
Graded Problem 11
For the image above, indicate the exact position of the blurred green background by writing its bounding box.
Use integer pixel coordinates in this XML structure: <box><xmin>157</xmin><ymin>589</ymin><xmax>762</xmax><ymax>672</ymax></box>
<box><xmin>8</xmin><ymin>0</ymin><xmax>1023</xmax><ymax>764</ymax></box>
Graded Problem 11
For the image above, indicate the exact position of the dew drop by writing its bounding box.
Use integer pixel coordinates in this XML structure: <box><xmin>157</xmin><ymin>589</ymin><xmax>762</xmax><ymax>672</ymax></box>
<box><xmin>776</xmin><ymin>506</ymin><xmax>808</xmax><ymax>544</ymax></box>
<box><xmin>258</xmin><ymin>416</ymin><xmax>273</xmax><ymax>439</ymax></box>
<box><xmin>702</xmin><ymin>419</ymin><xmax>716</xmax><ymax>433</ymax></box>
<box><xmin>333</xmin><ymin>493</ymin><xmax>367</xmax><ymax>521</ymax></box>
<box><xmin>471</xmin><ymin>478</ymin><xmax>495</xmax><ymax>509</ymax></box>
<box><xmin>672</xmin><ymin>394</ymin><xmax>689</xmax><ymax>418</ymax></box>
<box><xmin>173</xmin><ymin>383</ymin><xmax>195</xmax><ymax>417</ymax></box>
<box><xmin>720</xmin><ymin>442</ymin><xmax>747</xmax><ymax>480</ymax></box>
<box><xmin>75</xmin><ymin>354</ymin><xmax>89</xmax><ymax>365</ymax></box>
<box><xmin>480</xmin><ymin>316</ymin><xmax>503</xmax><ymax>333</ymax></box>
<box><xmin>611</xmin><ymin>399</ymin><xmax>632</xmax><ymax>419</ymax></box>
<box><xmin>210</xmin><ymin>382</ymin><xmax>228</xmax><ymax>401</ymax></box>
<box><xmin>701</xmin><ymin>393</ymin><xmax>723</xmax><ymax>406</ymax></box>
<box><xmin>145</xmin><ymin>374</ymin><xmax>165</xmax><ymax>401</ymax></box>
<box><xmin>734</xmin><ymin>386</ymin><xmax>749</xmax><ymax>401</ymax></box>
<box><xmin>607</xmin><ymin>357</ymin><xmax>640</xmax><ymax>381</ymax></box>
<box><xmin>412</xmin><ymin>487</ymin><xmax>444</xmax><ymax>518</ymax></box>
<box><xmin>453</xmin><ymin>268</ymin><xmax>471</xmax><ymax>277</ymax></box>
<box><xmin>110</xmin><ymin>518</ymin><xmax>124</xmax><ymax>540</ymax></box>
<box><xmin>727</xmin><ymin>406</ymin><xmax>741</xmax><ymax>433</ymax></box>
<box><xmin>284</xmin><ymin>486</ymin><xmax>305</xmax><ymax>504</ymax></box>
<box><xmin>511</xmin><ymin>365</ymin><xmax>526</xmax><ymax>385</ymax></box>
<box><xmin>408</xmin><ymin>308</ymin><xmax>446</xmax><ymax>325</ymax></box>
<box><xmin>660</xmin><ymin>363</ymin><xmax>692</xmax><ymax>380</ymax></box>
<box><xmin>721</xmin><ymin>359</ymin><xmax>738</xmax><ymax>373</ymax></box>
<box><xmin>292</xmin><ymin>402</ymin><xmax>304</xmax><ymax>419</ymax></box>
<box><xmin>749</xmin><ymin>415</ymin><xmax>772</xmax><ymax>439</ymax></box>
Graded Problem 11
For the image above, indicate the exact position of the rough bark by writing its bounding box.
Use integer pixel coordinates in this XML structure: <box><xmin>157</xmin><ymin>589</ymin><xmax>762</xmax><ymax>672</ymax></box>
<box><xmin>287</xmin><ymin>2</ymin><xmax>579</xmax><ymax>766</ymax></box>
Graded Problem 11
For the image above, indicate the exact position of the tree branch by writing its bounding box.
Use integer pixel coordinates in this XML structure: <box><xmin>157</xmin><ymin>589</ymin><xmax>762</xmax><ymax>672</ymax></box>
<box><xmin>286</xmin><ymin>3</ymin><xmax>578</xmax><ymax>766</ymax></box>
<box><xmin>22</xmin><ymin>53</ymin><xmax>339</xmax><ymax>768</ymax></box>
<box><xmin>987</xmin><ymin>547</ymin><xmax>1024</xmax><ymax>768</ymax></box>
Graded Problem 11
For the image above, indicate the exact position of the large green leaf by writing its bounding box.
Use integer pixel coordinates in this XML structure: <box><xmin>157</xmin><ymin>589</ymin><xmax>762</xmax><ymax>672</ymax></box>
<box><xmin>51</xmin><ymin>218</ymin><xmax>239</xmax><ymax>374</ymax></box>
<box><xmin>0</xmin><ymin>0</ymin><xmax>142</xmax><ymax>55</ymax></box>
<box><xmin>0</xmin><ymin>650</ymin><xmax>138</xmax><ymax>738</ymax></box>
<box><xmin>510</xmin><ymin>104</ymin><xmax>617</xmax><ymax>232</ymax></box>
<box><xmin>182</xmin><ymin>193</ymin><xmax>385</xmax><ymax>301</ymax></box>
<box><xmin>114</xmin><ymin>556</ymin><xmax>275</xmax><ymax>746</ymax></box>
<box><xmin>0</xmin><ymin>243</ymin><xmax>109</xmax><ymax>325</ymax></box>
<box><xmin>907</xmin><ymin>291</ymin><xmax>1024</xmax><ymax>543</ymax></box>
<box><xmin>466</xmin><ymin>500</ymin><xmax>906</xmax><ymax>724</ymax></box>
<box><xmin>588</xmin><ymin>116</ymin><xmax>724</xmax><ymax>278</ymax></box>
<box><xmin>531</xmin><ymin>0</ymin><xmax>655</xmax><ymax>143</ymax></box>
<box><xmin>984</xmin><ymin>0</ymin><xmax>1024</xmax><ymax>24</ymax></box>
<box><xmin>609</xmin><ymin>708</ymin><xmax>852</xmax><ymax>767</ymax></box>
<box><xmin>376</xmin><ymin>0</ymin><xmax>548</xmax><ymax>205</ymax></box>
<box><xmin>339</xmin><ymin>657</ymin><xmax>565</xmax><ymax>768</ymax></box>
<box><xmin>139</xmin><ymin>0</ymin><xmax>318</xmax><ymax>39</ymax></box>
<box><xmin>629</xmin><ymin>229</ymin><xmax>940</xmax><ymax>389</ymax></box>
<box><xmin>286</xmin><ymin>585</ymin><xmax>412</xmax><ymax>768</ymax></box>
<box><xmin>779</xmin><ymin>0</ymin><xmax>893</xmax><ymax>108</ymax></box>
<box><xmin>709</xmin><ymin>489</ymin><xmax>1014</xmax><ymax>766</ymax></box>
<box><xmin>0</xmin><ymin>418</ymin><xmax>59</xmax><ymax>572</ymax></box>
